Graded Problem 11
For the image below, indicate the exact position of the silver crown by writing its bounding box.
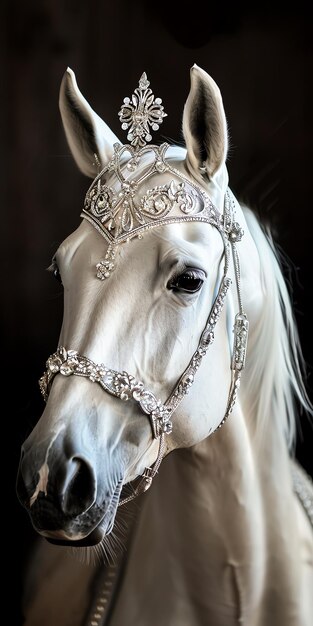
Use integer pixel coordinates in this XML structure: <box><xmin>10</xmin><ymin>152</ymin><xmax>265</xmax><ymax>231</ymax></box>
<box><xmin>81</xmin><ymin>74</ymin><xmax>243</xmax><ymax>278</ymax></box>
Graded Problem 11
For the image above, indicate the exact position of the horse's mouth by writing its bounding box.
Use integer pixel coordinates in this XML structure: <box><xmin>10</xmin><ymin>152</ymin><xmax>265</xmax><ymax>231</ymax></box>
<box><xmin>46</xmin><ymin>523</ymin><xmax>106</xmax><ymax>547</ymax></box>
<box><xmin>45</xmin><ymin>477</ymin><xmax>136</xmax><ymax>547</ymax></box>
<box><xmin>42</xmin><ymin>479</ymin><xmax>123</xmax><ymax>547</ymax></box>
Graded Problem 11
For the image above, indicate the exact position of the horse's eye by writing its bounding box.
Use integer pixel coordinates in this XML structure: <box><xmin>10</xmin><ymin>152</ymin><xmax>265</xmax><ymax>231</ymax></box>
<box><xmin>53</xmin><ymin>265</ymin><xmax>62</xmax><ymax>284</ymax></box>
<box><xmin>48</xmin><ymin>260</ymin><xmax>62</xmax><ymax>285</ymax></box>
<box><xmin>167</xmin><ymin>268</ymin><xmax>206</xmax><ymax>293</ymax></box>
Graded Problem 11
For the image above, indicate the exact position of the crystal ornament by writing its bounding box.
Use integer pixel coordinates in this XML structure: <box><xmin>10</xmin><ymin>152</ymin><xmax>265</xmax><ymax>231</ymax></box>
<box><xmin>118</xmin><ymin>73</ymin><xmax>167</xmax><ymax>149</ymax></box>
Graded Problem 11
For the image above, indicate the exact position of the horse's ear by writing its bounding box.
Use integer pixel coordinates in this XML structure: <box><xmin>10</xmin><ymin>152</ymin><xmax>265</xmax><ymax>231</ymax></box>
<box><xmin>59</xmin><ymin>68</ymin><xmax>122</xmax><ymax>178</ymax></box>
<box><xmin>182</xmin><ymin>64</ymin><xmax>228</xmax><ymax>183</ymax></box>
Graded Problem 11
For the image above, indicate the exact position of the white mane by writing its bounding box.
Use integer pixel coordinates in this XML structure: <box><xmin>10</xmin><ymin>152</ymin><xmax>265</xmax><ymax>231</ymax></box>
<box><xmin>240</xmin><ymin>205</ymin><xmax>312</xmax><ymax>449</ymax></box>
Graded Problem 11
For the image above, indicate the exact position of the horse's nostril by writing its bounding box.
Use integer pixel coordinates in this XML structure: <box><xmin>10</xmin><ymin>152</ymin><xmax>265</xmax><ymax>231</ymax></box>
<box><xmin>61</xmin><ymin>457</ymin><xmax>96</xmax><ymax>516</ymax></box>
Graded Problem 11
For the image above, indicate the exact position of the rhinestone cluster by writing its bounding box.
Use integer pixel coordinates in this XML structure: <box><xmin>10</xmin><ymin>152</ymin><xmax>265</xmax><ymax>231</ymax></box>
<box><xmin>39</xmin><ymin>347</ymin><xmax>171</xmax><ymax>437</ymax></box>
<box><xmin>231</xmin><ymin>313</ymin><xmax>249</xmax><ymax>371</ymax></box>
<box><xmin>118</xmin><ymin>72</ymin><xmax>167</xmax><ymax>148</ymax></box>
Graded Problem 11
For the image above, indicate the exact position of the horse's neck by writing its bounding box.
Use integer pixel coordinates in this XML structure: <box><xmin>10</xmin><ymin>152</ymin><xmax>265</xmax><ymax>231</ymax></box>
<box><xmin>111</xmin><ymin>408</ymin><xmax>310</xmax><ymax>626</ymax></box>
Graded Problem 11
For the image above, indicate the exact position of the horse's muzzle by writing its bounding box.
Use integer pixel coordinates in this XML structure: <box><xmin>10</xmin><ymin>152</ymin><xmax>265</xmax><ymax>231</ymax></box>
<box><xmin>16</xmin><ymin>447</ymin><xmax>121</xmax><ymax>545</ymax></box>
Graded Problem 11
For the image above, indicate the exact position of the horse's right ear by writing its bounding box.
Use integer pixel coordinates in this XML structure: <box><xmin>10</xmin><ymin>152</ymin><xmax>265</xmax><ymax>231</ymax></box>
<box><xmin>59</xmin><ymin>68</ymin><xmax>122</xmax><ymax>178</ymax></box>
<box><xmin>182</xmin><ymin>65</ymin><xmax>228</xmax><ymax>185</ymax></box>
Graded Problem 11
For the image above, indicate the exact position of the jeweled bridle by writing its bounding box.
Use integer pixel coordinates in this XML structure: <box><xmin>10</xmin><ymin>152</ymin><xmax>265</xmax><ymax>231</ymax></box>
<box><xmin>39</xmin><ymin>73</ymin><xmax>249</xmax><ymax>506</ymax></box>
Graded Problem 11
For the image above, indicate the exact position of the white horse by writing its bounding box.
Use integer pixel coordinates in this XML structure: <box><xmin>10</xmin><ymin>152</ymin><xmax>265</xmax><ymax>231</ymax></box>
<box><xmin>17</xmin><ymin>65</ymin><xmax>313</xmax><ymax>626</ymax></box>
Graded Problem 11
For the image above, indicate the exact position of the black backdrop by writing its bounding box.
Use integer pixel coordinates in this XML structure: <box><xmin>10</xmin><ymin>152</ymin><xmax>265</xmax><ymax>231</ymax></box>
<box><xmin>3</xmin><ymin>1</ymin><xmax>313</xmax><ymax>623</ymax></box>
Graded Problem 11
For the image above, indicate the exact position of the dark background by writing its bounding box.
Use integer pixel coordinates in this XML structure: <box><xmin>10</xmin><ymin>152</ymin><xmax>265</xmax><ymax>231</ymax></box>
<box><xmin>3</xmin><ymin>1</ymin><xmax>313</xmax><ymax>623</ymax></box>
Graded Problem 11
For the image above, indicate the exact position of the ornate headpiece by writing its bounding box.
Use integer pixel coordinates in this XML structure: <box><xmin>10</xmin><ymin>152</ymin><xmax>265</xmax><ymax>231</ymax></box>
<box><xmin>81</xmin><ymin>73</ymin><xmax>243</xmax><ymax>279</ymax></box>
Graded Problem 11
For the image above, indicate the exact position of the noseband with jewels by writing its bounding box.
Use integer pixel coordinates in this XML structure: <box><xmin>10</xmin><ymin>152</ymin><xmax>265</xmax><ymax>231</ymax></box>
<box><xmin>39</xmin><ymin>73</ymin><xmax>249</xmax><ymax>505</ymax></box>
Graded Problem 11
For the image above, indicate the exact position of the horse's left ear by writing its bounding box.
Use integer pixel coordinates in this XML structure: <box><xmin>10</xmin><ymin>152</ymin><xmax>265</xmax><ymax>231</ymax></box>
<box><xmin>59</xmin><ymin>68</ymin><xmax>122</xmax><ymax>178</ymax></box>
<box><xmin>182</xmin><ymin>64</ymin><xmax>228</xmax><ymax>183</ymax></box>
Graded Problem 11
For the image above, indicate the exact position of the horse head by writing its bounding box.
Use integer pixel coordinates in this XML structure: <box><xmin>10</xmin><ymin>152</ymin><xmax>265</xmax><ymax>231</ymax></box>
<box><xmin>17</xmin><ymin>65</ymin><xmax>260</xmax><ymax>546</ymax></box>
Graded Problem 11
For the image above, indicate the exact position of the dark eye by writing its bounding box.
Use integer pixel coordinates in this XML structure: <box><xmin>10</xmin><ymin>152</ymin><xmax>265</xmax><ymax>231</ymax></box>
<box><xmin>53</xmin><ymin>265</ymin><xmax>62</xmax><ymax>284</ymax></box>
<box><xmin>48</xmin><ymin>260</ymin><xmax>62</xmax><ymax>285</ymax></box>
<box><xmin>167</xmin><ymin>268</ymin><xmax>206</xmax><ymax>293</ymax></box>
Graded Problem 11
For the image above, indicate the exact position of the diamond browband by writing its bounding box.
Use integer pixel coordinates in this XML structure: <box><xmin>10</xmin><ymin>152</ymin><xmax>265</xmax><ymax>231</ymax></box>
<box><xmin>82</xmin><ymin>143</ymin><xmax>244</xmax><ymax>246</ymax></box>
<box><xmin>81</xmin><ymin>72</ymin><xmax>244</xmax><ymax>284</ymax></box>
<box><xmin>81</xmin><ymin>73</ymin><xmax>243</xmax><ymax>246</ymax></box>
